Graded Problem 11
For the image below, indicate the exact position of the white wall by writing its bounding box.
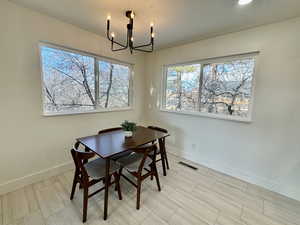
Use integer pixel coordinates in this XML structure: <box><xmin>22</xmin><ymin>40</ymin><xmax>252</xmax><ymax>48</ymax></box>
<box><xmin>144</xmin><ymin>18</ymin><xmax>300</xmax><ymax>200</ymax></box>
<box><xmin>1</xmin><ymin>0</ymin><xmax>300</xmax><ymax>202</ymax></box>
<box><xmin>0</xmin><ymin>1</ymin><xmax>146</xmax><ymax>194</ymax></box>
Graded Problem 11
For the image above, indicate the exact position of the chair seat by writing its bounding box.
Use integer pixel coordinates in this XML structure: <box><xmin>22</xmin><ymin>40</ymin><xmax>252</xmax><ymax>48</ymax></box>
<box><xmin>140</xmin><ymin>143</ymin><xmax>160</xmax><ymax>156</ymax></box>
<box><xmin>110</xmin><ymin>151</ymin><xmax>132</xmax><ymax>161</ymax></box>
<box><xmin>116</xmin><ymin>152</ymin><xmax>153</xmax><ymax>172</ymax></box>
<box><xmin>148</xmin><ymin>149</ymin><xmax>161</xmax><ymax>156</ymax></box>
<box><xmin>84</xmin><ymin>158</ymin><xmax>120</xmax><ymax>179</ymax></box>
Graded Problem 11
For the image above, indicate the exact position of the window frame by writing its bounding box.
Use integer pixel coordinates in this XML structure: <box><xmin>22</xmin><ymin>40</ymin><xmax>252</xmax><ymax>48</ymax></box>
<box><xmin>39</xmin><ymin>42</ymin><xmax>134</xmax><ymax>116</ymax></box>
<box><xmin>160</xmin><ymin>52</ymin><xmax>259</xmax><ymax>123</ymax></box>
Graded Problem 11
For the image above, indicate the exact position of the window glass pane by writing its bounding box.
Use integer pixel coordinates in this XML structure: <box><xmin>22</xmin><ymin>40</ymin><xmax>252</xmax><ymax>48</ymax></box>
<box><xmin>41</xmin><ymin>46</ymin><xmax>95</xmax><ymax>113</ymax></box>
<box><xmin>165</xmin><ymin>68</ymin><xmax>179</xmax><ymax>110</ymax></box>
<box><xmin>165</xmin><ymin>64</ymin><xmax>200</xmax><ymax>111</ymax></box>
<box><xmin>200</xmin><ymin>59</ymin><xmax>255</xmax><ymax>117</ymax></box>
<box><xmin>98</xmin><ymin>61</ymin><xmax>130</xmax><ymax>108</ymax></box>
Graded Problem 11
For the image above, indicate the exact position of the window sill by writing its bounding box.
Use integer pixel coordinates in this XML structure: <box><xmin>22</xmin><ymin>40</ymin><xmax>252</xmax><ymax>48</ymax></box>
<box><xmin>42</xmin><ymin>107</ymin><xmax>133</xmax><ymax>117</ymax></box>
<box><xmin>160</xmin><ymin>109</ymin><xmax>252</xmax><ymax>123</ymax></box>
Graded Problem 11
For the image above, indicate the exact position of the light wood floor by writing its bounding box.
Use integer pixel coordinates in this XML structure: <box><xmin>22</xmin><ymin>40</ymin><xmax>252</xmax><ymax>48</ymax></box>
<box><xmin>1</xmin><ymin>153</ymin><xmax>300</xmax><ymax>225</ymax></box>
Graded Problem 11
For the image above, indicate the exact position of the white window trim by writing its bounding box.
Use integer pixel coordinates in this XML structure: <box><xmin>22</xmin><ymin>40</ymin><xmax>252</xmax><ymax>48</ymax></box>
<box><xmin>39</xmin><ymin>41</ymin><xmax>134</xmax><ymax>116</ymax></box>
<box><xmin>160</xmin><ymin>51</ymin><xmax>259</xmax><ymax>123</ymax></box>
<box><xmin>43</xmin><ymin>107</ymin><xmax>133</xmax><ymax>117</ymax></box>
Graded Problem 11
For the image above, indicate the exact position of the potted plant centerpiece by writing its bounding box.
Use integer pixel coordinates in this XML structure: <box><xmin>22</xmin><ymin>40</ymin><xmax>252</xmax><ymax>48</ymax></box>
<box><xmin>121</xmin><ymin>120</ymin><xmax>137</xmax><ymax>138</ymax></box>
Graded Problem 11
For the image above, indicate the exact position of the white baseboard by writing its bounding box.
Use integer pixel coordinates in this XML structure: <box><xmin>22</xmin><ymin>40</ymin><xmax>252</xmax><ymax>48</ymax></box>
<box><xmin>1</xmin><ymin>145</ymin><xmax>299</xmax><ymax>202</ymax></box>
<box><xmin>167</xmin><ymin>144</ymin><xmax>300</xmax><ymax>202</ymax></box>
<box><xmin>0</xmin><ymin>161</ymin><xmax>73</xmax><ymax>195</ymax></box>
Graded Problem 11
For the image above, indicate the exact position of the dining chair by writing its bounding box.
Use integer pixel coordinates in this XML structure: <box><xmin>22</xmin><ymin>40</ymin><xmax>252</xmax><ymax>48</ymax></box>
<box><xmin>70</xmin><ymin>147</ymin><xmax>122</xmax><ymax>223</ymax></box>
<box><xmin>98</xmin><ymin>127</ymin><xmax>123</xmax><ymax>134</ymax></box>
<box><xmin>98</xmin><ymin>127</ymin><xmax>132</xmax><ymax>161</ymax></box>
<box><xmin>147</xmin><ymin>126</ymin><xmax>170</xmax><ymax>175</ymax></box>
<box><xmin>116</xmin><ymin>143</ymin><xmax>161</xmax><ymax>210</ymax></box>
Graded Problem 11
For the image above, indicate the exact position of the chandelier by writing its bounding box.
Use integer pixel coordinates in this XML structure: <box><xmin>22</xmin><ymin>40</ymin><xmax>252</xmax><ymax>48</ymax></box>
<box><xmin>106</xmin><ymin>10</ymin><xmax>154</xmax><ymax>54</ymax></box>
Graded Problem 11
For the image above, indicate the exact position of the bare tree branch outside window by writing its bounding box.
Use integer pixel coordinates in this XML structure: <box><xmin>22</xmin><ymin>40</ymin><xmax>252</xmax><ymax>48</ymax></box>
<box><xmin>166</xmin><ymin>64</ymin><xmax>200</xmax><ymax>111</ymax></box>
<box><xmin>99</xmin><ymin>61</ymin><xmax>130</xmax><ymax>109</ymax></box>
<box><xmin>40</xmin><ymin>46</ymin><xmax>131</xmax><ymax>114</ymax></box>
<box><xmin>164</xmin><ymin>57</ymin><xmax>255</xmax><ymax>119</ymax></box>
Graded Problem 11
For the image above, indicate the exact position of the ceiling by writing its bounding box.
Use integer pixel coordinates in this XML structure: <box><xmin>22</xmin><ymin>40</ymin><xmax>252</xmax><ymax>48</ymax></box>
<box><xmin>10</xmin><ymin>0</ymin><xmax>300</xmax><ymax>49</ymax></box>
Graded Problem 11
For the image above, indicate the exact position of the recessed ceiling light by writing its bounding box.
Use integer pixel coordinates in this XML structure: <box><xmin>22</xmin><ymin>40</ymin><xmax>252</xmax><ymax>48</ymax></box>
<box><xmin>238</xmin><ymin>0</ymin><xmax>253</xmax><ymax>5</ymax></box>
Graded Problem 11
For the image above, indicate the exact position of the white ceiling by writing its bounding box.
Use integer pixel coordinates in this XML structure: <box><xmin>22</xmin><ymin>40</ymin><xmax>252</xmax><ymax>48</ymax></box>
<box><xmin>10</xmin><ymin>0</ymin><xmax>300</xmax><ymax>49</ymax></box>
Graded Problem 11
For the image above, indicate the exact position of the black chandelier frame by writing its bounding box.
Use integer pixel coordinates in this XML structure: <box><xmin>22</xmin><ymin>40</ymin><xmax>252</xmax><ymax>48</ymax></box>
<box><xmin>106</xmin><ymin>10</ymin><xmax>154</xmax><ymax>54</ymax></box>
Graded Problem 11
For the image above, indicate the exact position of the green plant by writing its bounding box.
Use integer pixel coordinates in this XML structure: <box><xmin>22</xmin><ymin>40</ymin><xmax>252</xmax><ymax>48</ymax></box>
<box><xmin>121</xmin><ymin>120</ymin><xmax>137</xmax><ymax>132</ymax></box>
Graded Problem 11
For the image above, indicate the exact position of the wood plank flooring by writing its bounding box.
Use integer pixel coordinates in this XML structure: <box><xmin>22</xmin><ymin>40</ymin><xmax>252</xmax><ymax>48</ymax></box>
<box><xmin>1</xmin><ymin>153</ymin><xmax>300</xmax><ymax>225</ymax></box>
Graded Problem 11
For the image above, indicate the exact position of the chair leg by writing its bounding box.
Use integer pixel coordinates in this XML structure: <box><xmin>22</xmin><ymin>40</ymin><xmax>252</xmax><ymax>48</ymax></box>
<box><xmin>115</xmin><ymin>168</ymin><xmax>123</xmax><ymax>191</ymax></box>
<box><xmin>164</xmin><ymin>149</ymin><xmax>170</xmax><ymax>170</ymax></box>
<box><xmin>113</xmin><ymin>172</ymin><xmax>122</xmax><ymax>200</ymax></box>
<box><xmin>153</xmin><ymin>163</ymin><xmax>161</xmax><ymax>192</ymax></box>
<box><xmin>150</xmin><ymin>163</ymin><xmax>154</xmax><ymax>180</ymax></box>
<box><xmin>117</xmin><ymin>173</ymin><xmax>123</xmax><ymax>200</ymax></box>
<box><xmin>136</xmin><ymin>179</ymin><xmax>142</xmax><ymax>210</ymax></box>
<box><xmin>82</xmin><ymin>187</ymin><xmax>88</xmax><ymax>223</ymax></box>
<box><xmin>113</xmin><ymin>173</ymin><xmax>118</xmax><ymax>191</ymax></box>
<box><xmin>70</xmin><ymin>170</ymin><xmax>78</xmax><ymax>200</ymax></box>
<box><xmin>159</xmin><ymin>139</ymin><xmax>167</xmax><ymax>176</ymax></box>
<box><xmin>109</xmin><ymin>174</ymin><xmax>112</xmax><ymax>185</ymax></box>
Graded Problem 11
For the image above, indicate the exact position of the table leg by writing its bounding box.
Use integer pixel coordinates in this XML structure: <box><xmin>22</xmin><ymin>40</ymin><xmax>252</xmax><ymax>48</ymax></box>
<box><xmin>158</xmin><ymin>138</ymin><xmax>167</xmax><ymax>176</ymax></box>
<box><xmin>103</xmin><ymin>158</ymin><xmax>110</xmax><ymax>220</ymax></box>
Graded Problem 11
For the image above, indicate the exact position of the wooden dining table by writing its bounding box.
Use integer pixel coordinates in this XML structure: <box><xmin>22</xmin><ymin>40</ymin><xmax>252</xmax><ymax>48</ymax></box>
<box><xmin>75</xmin><ymin>126</ymin><xmax>170</xmax><ymax>220</ymax></box>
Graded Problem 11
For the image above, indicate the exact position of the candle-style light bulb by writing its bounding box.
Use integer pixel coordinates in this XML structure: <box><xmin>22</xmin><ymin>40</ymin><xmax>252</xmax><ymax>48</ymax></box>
<box><xmin>151</xmin><ymin>33</ymin><xmax>155</xmax><ymax>38</ymax></box>
<box><xmin>111</xmin><ymin>32</ymin><xmax>115</xmax><ymax>38</ymax></box>
<box><xmin>130</xmin><ymin>11</ymin><xmax>135</xmax><ymax>19</ymax></box>
<box><xmin>131</xmin><ymin>37</ymin><xmax>134</xmax><ymax>42</ymax></box>
<box><xmin>150</xmin><ymin>22</ymin><xmax>154</xmax><ymax>34</ymax></box>
<box><xmin>107</xmin><ymin>15</ymin><xmax>111</xmax><ymax>30</ymax></box>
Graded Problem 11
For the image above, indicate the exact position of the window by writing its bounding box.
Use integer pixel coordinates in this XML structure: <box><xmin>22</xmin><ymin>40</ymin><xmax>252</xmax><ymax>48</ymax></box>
<box><xmin>40</xmin><ymin>44</ymin><xmax>132</xmax><ymax>115</ymax></box>
<box><xmin>166</xmin><ymin>64</ymin><xmax>201</xmax><ymax>111</ymax></box>
<box><xmin>162</xmin><ymin>53</ymin><xmax>257</xmax><ymax>121</ymax></box>
<box><xmin>98</xmin><ymin>61</ymin><xmax>130</xmax><ymax>109</ymax></box>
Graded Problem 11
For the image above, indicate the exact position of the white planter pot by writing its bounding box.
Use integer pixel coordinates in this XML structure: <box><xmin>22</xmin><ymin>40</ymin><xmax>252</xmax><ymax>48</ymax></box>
<box><xmin>124</xmin><ymin>131</ymin><xmax>133</xmax><ymax>137</ymax></box>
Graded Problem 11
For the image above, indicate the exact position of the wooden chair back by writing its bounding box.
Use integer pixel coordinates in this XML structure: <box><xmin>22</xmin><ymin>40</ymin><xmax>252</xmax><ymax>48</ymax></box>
<box><xmin>148</xmin><ymin>126</ymin><xmax>168</xmax><ymax>146</ymax></box>
<box><xmin>147</xmin><ymin>126</ymin><xmax>168</xmax><ymax>134</ymax></box>
<box><xmin>70</xmin><ymin>148</ymin><xmax>95</xmax><ymax>181</ymax></box>
<box><xmin>147</xmin><ymin>126</ymin><xmax>169</xmax><ymax>174</ymax></box>
<box><xmin>132</xmin><ymin>144</ymin><xmax>158</xmax><ymax>175</ymax></box>
<box><xmin>98</xmin><ymin>127</ymin><xmax>122</xmax><ymax>135</ymax></box>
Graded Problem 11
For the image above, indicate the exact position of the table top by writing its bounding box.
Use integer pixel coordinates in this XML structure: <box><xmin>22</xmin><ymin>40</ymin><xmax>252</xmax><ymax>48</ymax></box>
<box><xmin>76</xmin><ymin>126</ymin><xmax>169</xmax><ymax>159</ymax></box>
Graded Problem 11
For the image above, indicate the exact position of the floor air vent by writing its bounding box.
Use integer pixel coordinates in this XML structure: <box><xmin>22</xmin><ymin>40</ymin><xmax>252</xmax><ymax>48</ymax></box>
<box><xmin>178</xmin><ymin>161</ymin><xmax>198</xmax><ymax>170</ymax></box>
